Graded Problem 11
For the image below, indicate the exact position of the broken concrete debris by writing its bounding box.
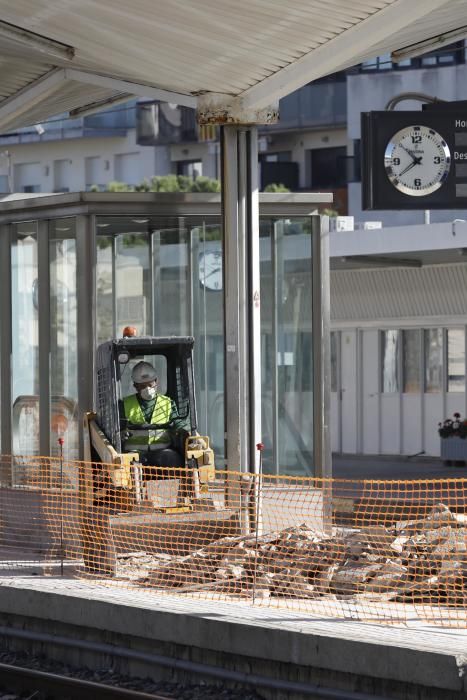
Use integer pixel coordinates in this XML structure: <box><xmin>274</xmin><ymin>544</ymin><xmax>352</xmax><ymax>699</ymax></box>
<box><xmin>121</xmin><ymin>505</ymin><xmax>466</xmax><ymax>605</ymax></box>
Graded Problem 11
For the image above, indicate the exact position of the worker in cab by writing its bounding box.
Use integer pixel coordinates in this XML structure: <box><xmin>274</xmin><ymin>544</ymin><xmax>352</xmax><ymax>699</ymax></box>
<box><xmin>120</xmin><ymin>360</ymin><xmax>187</xmax><ymax>470</ymax></box>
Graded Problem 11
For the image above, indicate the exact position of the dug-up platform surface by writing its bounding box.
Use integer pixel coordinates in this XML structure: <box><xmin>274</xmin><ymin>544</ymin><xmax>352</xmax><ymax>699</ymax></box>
<box><xmin>0</xmin><ymin>570</ymin><xmax>466</xmax><ymax>700</ymax></box>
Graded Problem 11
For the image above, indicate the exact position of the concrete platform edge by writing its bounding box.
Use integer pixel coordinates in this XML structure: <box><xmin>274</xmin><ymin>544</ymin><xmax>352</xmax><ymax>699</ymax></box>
<box><xmin>0</xmin><ymin>582</ymin><xmax>465</xmax><ymax>695</ymax></box>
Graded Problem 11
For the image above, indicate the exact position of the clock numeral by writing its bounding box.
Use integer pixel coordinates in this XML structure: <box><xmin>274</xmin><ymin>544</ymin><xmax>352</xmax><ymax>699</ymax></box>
<box><xmin>434</xmin><ymin>156</ymin><xmax>442</xmax><ymax>164</ymax></box>
<box><xmin>411</xmin><ymin>135</ymin><xmax>422</xmax><ymax>144</ymax></box>
<box><xmin>414</xmin><ymin>178</ymin><xmax>422</xmax><ymax>187</ymax></box>
<box><xmin>393</xmin><ymin>157</ymin><xmax>400</xmax><ymax>165</ymax></box>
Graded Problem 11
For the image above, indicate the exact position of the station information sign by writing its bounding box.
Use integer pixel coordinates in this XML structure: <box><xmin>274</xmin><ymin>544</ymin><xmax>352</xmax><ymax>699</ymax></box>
<box><xmin>361</xmin><ymin>106</ymin><xmax>467</xmax><ymax>210</ymax></box>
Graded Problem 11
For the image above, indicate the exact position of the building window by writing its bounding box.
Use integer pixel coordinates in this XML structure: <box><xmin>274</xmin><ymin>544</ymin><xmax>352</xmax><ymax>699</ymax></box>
<box><xmin>403</xmin><ymin>329</ymin><xmax>421</xmax><ymax>393</ymax></box>
<box><xmin>360</xmin><ymin>53</ymin><xmax>392</xmax><ymax>71</ymax></box>
<box><xmin>424</xmin><ymin>328</ymin><xmax>443</xmax><ymax>393</ymax></box>
<box><xmin>22</xmin><ymin>185</ymin><xmax>41</xmax><ymax>193</ymax></box>
<box><xmin>447</xmin><ymin>328</ymin><xmax>465</xmax><ymax>392</ymax></box>
<box><xmin>357</xmin><ymin>41</ymin><xmax>465</xmax><ymax>72</ymax></box>
<box><xmin>381</xmin><ymin>330</ymin><xmax>400</xmax><ymax>393</ymax></box>
<box><xmin>176</xmin><ymin>160</ymin><xmax>202</xmax><ymax>178</ymax></box>
<box><xmin>310</xmin><ymin>147</ymin><xmax>347</xmax><ymax>188</ymax></box>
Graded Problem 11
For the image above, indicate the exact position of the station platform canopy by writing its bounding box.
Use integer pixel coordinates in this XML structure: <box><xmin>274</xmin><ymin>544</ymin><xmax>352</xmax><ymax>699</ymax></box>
<box><xmin>0</xmin><ymin>0</ymin><xmax>463</xmax><ymax>130</ymax></box>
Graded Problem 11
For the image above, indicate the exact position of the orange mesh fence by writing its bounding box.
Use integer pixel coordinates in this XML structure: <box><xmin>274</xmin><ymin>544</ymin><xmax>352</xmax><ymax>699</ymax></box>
<box><xmin>0</xmin><ymin>454</ymin><xmax>466</xmax><ymax>627</ymax></box>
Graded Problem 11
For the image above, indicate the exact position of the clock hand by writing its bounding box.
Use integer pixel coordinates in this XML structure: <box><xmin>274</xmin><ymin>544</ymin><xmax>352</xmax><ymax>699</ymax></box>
<box><xmin>399</xmin><ymin>144</ymin><xmax>417</xmax><ymax>161</ymax></box>
<box><xmin>398</xmin><ymin>161</ymin><xmax>417</xmax><ymax>177</ymax></box>
<box><xmin>203</xmin><ymin>267</ymin><xmax>221</xmax><ymax>279</ymax></box>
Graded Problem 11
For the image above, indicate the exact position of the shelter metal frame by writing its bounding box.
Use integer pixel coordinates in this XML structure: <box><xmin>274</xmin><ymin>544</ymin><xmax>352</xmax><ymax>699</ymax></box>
<box><xmin>0</xmin><ymin>191</ymin><xmax>332</xmax><ymax>479</ymax></box>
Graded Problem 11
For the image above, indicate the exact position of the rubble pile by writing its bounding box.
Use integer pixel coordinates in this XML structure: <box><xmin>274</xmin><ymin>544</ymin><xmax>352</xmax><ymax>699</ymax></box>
<box><xmin>129</xmin><ymin>504</ymin><xmax>466</xmax><ymax>605</ymax></box>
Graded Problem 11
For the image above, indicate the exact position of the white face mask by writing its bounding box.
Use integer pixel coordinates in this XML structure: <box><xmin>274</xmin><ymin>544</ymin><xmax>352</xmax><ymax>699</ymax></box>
<box><xmin>139</xmin><ymin>385</ymin><xmax>157</xmax><ymax>401</ymax></box>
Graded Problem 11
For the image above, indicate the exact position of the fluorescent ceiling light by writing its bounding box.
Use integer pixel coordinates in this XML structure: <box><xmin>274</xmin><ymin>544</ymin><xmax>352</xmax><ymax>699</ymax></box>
<box><xmin>69</xmin><ymin>94</ymin><xmax>133</xmax><ymax>119</ymax></box>
<box><xmin>392</xmin><ymin>26</ymin><xmax>467</xmax><ymax>63</ymax></box>
<box><xmin>0</xmin><ymin>20</ymin><xmax>74</xmax><ymax>62</ymax></box>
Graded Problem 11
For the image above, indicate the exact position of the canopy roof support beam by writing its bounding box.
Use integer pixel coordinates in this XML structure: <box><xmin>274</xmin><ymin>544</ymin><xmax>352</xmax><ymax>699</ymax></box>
<box><xmin>64</xmin><ymin>69</ymin><xmax>197</xmax><ymax>109</ymax></box>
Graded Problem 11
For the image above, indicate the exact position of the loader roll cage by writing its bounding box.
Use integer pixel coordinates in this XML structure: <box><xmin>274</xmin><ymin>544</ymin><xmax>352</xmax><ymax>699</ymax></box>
<box><xmin>95</xmin><ymin>336</ymin><xmax>197</xmax><ymax>453</ymax></box>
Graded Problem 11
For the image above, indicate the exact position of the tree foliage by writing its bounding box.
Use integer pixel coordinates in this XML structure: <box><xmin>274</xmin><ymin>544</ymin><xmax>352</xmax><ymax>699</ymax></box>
<box><xmin>263</xmin><ymin>183</ymin><xmax>290</xmax><ymax>193</ymax></box>
<box><xmin>94</xmin><ymin>176</ymin><xmax>291</xmax><ymax>194</ymax></box>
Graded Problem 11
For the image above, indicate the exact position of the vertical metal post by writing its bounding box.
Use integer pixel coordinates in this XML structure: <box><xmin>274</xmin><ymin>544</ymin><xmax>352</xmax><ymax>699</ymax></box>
<box><xmin>76</xmin><ymin>215</ymin><xmax>96</xmax><ymax>459</ymax></box>
<box><xmin>38</xmin><ymin>219</ymin><xmax>51</xmax><ymax>460</ymax></box>
<box><xmin>312</xmin><ymin>215</ymin><xmax>332</xmax><ymax>479</ymax></box>
<box><xmin>238</xmin><ymin>131</ymin><xmax>249</xmax><ymax>465</ymax></box>
<box><xmin>111</xmin><ymin>236</ymin><xmax>117</xmax><ymax>338</ymax></box>
<box><xmin>221</xmin><ymin>125</ymin><xmax>262</xmax><ymax>500</ymax></box>
<box><xmin>177</xmin><ymin>216</ymin><xmax>187</xmax><ymax>334</ymax></box>
<box><xmin>0</xmin><ymin>224</ymin><xmax>12</xmax><ymax>478</ymax></box>
<box><xmin>271</xmin><ymin>221</ymin><xmax>284</xmax><ymax>474</ymax></box>
<box><xmin>247</xmin><ymin>128</ymin><xmax>262</xmax><ymax>477</ymax></box>
<box><xmin>420</xmin><ymin>329</ymin><xmax>425</xmax><ymax>454</ymax></box>
<box><xmin>221</xmin><ymin>126</ymin><xmax>242</xmax><ymax>482</ymax></box>
<box><xmin>152</xmin><ymin>230</ymin><xmax>161</xmax><ymax>335</ymax></box>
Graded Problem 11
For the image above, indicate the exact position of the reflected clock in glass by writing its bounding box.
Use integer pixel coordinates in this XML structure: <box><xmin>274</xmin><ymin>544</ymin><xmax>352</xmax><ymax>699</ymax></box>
<box><xmin>199</xmin><ymin>250</ymin><xmax>222</xmax><ymax>291</ymax></box>
<box><xmin>384</xmin><ymin>125</ymin><xmax>451</xmax><ymax>196</ymax></box>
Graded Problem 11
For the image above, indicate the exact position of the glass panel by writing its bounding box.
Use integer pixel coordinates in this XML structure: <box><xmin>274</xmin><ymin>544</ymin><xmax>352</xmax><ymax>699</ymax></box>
<box><xmin>116</xmin><ymin>231</ymin><xmax>150</xmax><ymax>336</ymax></box>
<box><xmin>261</xmin><ymin>217</ymin><xmax>313</xmax><ymax>476</ymax></box>
<box><xmin>330</xmin><ymin>331</ymin><xmax>338</xmax><ymax>393</ymax></box>
<box><xmin>95</xmin><ymin>215</ymin><xmax>224</xmax><ymax>463</ymax></box>
<box><xmin>447</xmin><ymin>328</ymin><xmax>465</xmax><ymax>392</ymax></box>
<box><xmin>96</xmin><ymin>235</ymin><xmax>114</xmax><ymax>344</ymax></box>
<box><xmin>11</xmin><ymin>222</ymin><xmax>39</xmax><ymax>470</ymax></box>
<box><xmin>381</xmin><ymin>329</ymin><xmax>399</xmax><ymax>393</ymax></box>
<box><xmin>424</xmin><ymin>328</ymin><xmax>443</xmax><ymax>393</ymax></box>
<box><xmin>153</xmin><ymin>222</ymin><xmax>189</xmax><ymax>336</ymax></box>
<box><xmin>402</xmin><ymin>329</ymin><xmax>421</xmax><ymax>393</ymax></box>
<box><xmin>190</xmin><ymin>222</ymin><xmax>224</xmax><ymax>460</ymax></box>
<box><xmin>49</xmin><ymin>219</ymin><xmax>79</xmax><ymax>460</ymax></box>
<box><xmin>93</xmin><ymin>214</ymin><xmax>315</xmax><ymax>475</ymax></box>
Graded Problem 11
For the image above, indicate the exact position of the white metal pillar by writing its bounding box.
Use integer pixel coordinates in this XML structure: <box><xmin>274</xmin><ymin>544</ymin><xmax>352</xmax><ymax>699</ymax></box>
<box><xmin>197</xmin><ymin>94</ymin><xmax>278</xmax><ymax>491</ymax></box>
<box><xmin>221</xmin><ymin>125</ymin><xmax>262</xmax><ymax>482</ymax></box>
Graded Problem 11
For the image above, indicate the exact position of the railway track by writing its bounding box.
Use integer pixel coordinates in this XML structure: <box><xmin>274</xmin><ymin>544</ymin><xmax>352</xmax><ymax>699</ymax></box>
<box><xmin>0</xmin><ymin>661</ymin><xmax>175</xmax><ymax>699</ymax></box>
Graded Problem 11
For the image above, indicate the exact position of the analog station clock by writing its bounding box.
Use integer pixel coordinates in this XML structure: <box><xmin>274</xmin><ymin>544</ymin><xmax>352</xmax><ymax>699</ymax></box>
<box><xmin>384</xmin><ymin>125</ymin><xmax>451</xmax><ymax>196</ymax></box>
<box><xmin>199</xmin><ymin>250</ymin><xmax>222</xmax><ymax>291</ymax></box>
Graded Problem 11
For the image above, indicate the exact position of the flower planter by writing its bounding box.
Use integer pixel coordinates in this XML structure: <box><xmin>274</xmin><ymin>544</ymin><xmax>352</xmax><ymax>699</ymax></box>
<box><xmin>440</xmin><ymin>436</ymin><xmax>467</xmax><ymax>464</ymax></box>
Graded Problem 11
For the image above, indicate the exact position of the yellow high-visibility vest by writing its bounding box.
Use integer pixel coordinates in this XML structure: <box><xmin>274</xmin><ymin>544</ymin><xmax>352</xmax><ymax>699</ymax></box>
<box><xmin>123</xmin><ymin>393</ymin><xmax>172</xmax><ymax>451</ymax></box>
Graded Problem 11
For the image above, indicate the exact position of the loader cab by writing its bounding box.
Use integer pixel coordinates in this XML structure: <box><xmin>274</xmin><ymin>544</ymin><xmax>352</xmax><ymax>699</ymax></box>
<box><xmin>95</xmin><ymin>336</ymin><xmax>197</xmax><ymax>453</ymax></box>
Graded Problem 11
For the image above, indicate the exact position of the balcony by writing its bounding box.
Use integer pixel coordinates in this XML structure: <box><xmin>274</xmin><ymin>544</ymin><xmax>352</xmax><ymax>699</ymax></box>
<box><xmin>0</xmin><ymin>101</ymin><xmax>137</xmax><ymax>145</ymax></box>
<box><xmin>262</xmin><ymin>79</ymin><xmax>347</xmax><ymax>134</ymax></box>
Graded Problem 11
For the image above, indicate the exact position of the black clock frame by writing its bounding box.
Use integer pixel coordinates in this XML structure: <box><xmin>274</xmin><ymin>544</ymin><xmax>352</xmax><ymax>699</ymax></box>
<box><xmin>362</xmin><ymin>109</ymin><xmax>467</xmax><ymax>210</ymax></box>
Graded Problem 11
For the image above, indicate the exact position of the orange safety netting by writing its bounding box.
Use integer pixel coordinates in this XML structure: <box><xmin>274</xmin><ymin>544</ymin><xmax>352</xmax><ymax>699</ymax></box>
<box><xmin>0</xmin><ymin>454</ymin><xmax>466</xmax><ymax>627</ymax></box>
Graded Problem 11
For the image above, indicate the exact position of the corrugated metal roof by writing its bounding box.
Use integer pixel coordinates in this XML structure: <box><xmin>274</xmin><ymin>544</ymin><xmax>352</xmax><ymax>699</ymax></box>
<box><xmin>331</xmin><ymin>263</ymin><xmax>467</xmax><ymax>322</ymax></box>
<box><xmin>0</xmin><ymin>0</ymin><xmax>461</xmax><ymax>127</ymax></box>
<box><xmin>0</xmin><ymin>56</ymin><xmax>52</xmax><ymax>100</ymax></box>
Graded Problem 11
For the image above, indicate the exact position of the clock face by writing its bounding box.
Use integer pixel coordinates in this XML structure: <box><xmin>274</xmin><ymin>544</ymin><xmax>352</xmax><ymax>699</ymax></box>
<box><xmin>199</xmin><ymin>250</ymin><xmax>222</xmax><ymax>291</ymax></box>
<box><xmin>384</xmin><ymin>125</ymin><xmax>451</xmax><ymax>196</ymax></box>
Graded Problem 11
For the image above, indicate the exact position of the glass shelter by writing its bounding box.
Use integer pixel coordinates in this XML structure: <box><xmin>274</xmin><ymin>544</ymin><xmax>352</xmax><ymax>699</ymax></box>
<box><xmin>0</xmin><ymin>193</ymin><xmax>330</xmax><ymax>479</ymax></box>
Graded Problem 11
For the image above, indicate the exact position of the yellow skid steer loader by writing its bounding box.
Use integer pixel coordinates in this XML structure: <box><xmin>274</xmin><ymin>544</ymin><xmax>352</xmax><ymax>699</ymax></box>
<box><xmin>80</xmin><ymin>333</ymin><xmax>216</xmax><ymax>574</ymax></box>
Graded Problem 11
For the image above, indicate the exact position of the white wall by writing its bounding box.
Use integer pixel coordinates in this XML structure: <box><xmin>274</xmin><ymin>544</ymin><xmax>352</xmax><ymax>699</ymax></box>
<box><xmin>0</xmin><ymin>129</ymin><xmax>166</xmax><ymax>192</ymax></box>
<box><xmin>258</xmin><ymin>128</ymin><xmax>348</xmax><ymax>188</ymax></box>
